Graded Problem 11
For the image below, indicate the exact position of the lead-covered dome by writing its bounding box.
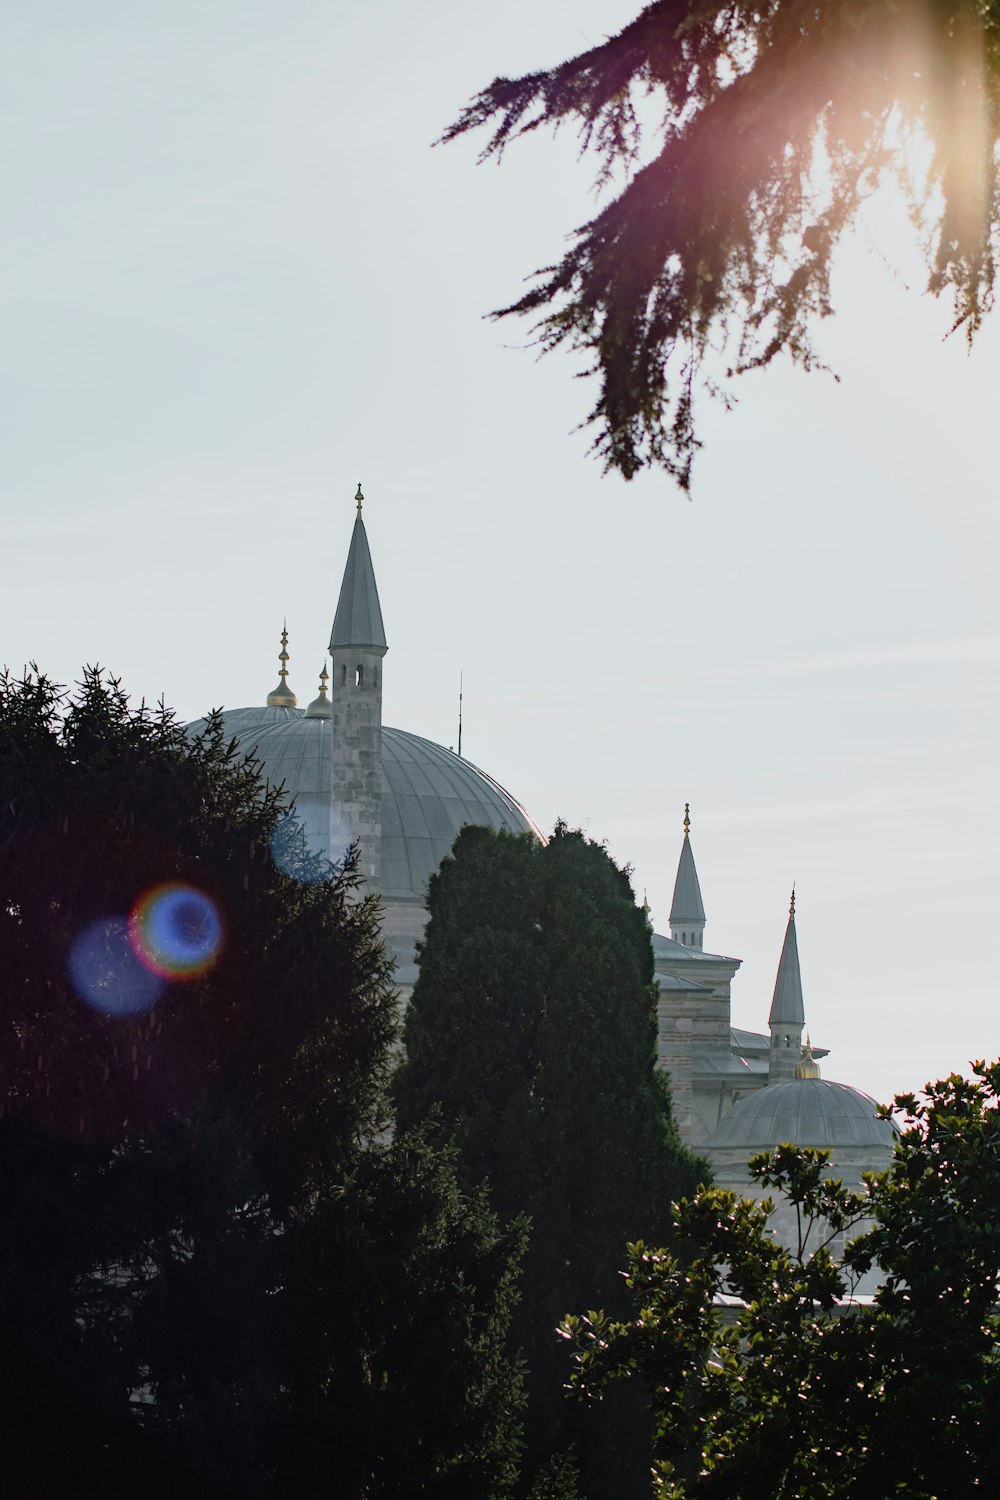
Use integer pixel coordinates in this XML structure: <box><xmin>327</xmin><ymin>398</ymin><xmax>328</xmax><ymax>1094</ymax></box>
<box><xmin>706</xmin><ymin>1077</ymin><xmax>896</xmax><ymax>1151</ymax></box>
<box><xmin>189</xmin><ymin>706</ymin><xmax>540</xmax><ymax>902</ymax></box>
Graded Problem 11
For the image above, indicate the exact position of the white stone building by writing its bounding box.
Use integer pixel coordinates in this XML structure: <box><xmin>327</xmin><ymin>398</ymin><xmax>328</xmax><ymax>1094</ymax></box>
<box><xmin>195</xmin><ymin>495</ymin><xmax>896</xmax><ymax>1261</ymax></box>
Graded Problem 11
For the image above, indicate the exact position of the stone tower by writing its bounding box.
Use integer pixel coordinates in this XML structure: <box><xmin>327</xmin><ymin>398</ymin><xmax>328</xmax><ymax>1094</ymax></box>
<box><xmin>669</xmin><ymin>803</ymin><xmax>706</xmax><ymax>949</ymax></box>
<box><xmin>768</xmin><ymin>889</ymin><xmax>806</xmax><ymax>1081</ymax></box>
<box><xmin>330</xmin><ymin>485</ymin><xmax>387</xmax><ymax>888</ymax></box>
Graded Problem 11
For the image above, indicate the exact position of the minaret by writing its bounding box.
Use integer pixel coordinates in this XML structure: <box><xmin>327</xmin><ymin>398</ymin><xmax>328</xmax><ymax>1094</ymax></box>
<box><xmin>266</xmin><ymin>623</ymin><xmax>298</xmax><ymax>708</ymax></box>
<box><xmin>768</xmin><ymin>888</ymin><xmax>806</xmax><ymax>1081</ymax></box>
<box><xmin>669</xmin><ymin>803</ymin><xmax>706</xmax><ymax>948</ymax></box>
<box><xmin>330</xmin><ymin>484</ymin><xmax>387</xmax><ymax>888</ymax></box>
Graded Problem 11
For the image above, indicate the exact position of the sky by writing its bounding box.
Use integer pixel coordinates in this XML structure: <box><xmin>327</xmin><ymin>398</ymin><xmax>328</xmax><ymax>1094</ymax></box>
<box><xmin>3</xmin><ymin>1</ymin><xmax>998</xmax><ymax>1109</ymax></box>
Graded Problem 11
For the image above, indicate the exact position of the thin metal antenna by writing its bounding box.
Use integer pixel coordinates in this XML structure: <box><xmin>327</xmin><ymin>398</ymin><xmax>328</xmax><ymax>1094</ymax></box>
<box><xmin>457</xmin><ymin>671</ymin><xmax>463</xmax><ymax>758</ymax></box>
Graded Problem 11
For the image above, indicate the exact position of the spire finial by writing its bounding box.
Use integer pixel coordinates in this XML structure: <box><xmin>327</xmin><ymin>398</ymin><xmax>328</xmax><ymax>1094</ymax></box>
<box><xmin>266</xmin><ymin>623</ymin><xmax>298</xmax><ymax>708</ymax></box>
<box><xmin>683</xmin><ymin>802</ymin><xmax>691</xmax><ymax>838</ymax></box>
<box><xmin>795</xmin><ymin>1032</ymin><xmax>821</xmax><ymax>1080</ymax></box>
<box><xmin>304</xmin><ymin>661</ymin><xmax>332</xmax><ymax>719</ymax></box>
<box><xmin>355</xmin><ymin>482</ymin><xmax>364</xmax><ymax>514</ymax></box>
<box><xmin>789</xmin><ymin>884</ymin><xmax>796</xmax><ymax>919</ymax></box>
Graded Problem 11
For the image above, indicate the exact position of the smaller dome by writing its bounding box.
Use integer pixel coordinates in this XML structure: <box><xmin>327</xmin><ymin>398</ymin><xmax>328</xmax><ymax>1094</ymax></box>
<box><xmin>304</xmin><ymin>666</ymin><xmax>332</xmax><ymax>720</ymax></box>
<box><xmin>707</xmin><ymin>1078</ymin><xmax>896</xmax><ymax>1152</ymax></box>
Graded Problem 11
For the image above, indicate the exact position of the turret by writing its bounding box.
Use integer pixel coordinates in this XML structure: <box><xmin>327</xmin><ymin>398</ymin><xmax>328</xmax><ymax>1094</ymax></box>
<box><xmin>669</xmin><ymin>803</ymin><xmax>706</xmax><ymax>948</ymax></box>
<box><xmin>330</xmin><ymin>484</ymin><xmax>387</xmax><ymax>887</ymax></box>
<box><xmin>768</xmin><ymin>888</ymin><xmax>806</xmax><ymax>1081</ymax></box>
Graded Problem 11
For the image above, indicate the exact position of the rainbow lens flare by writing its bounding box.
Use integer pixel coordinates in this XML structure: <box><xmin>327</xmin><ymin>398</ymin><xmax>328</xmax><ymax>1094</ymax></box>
<box><xmin>129</xmin><ymin>883</ymin><xmax>224</xmax><ymax>980</ymax></box>
<box><xmin>68</xmin><ymin>916</ymin><xmax>165</xmax><ymax>1017</ymax></box>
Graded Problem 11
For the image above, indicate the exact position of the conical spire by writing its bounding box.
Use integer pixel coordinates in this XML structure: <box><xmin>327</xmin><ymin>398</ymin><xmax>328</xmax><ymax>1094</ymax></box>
<box><xmin>266</xmin><ymin>623</ymin><xmax>298</xmax><ymax>708</ymax></box>
<box><xmin>330</xmin><ymin>484</ymin><xmax>387</xmax><ymax>654</ymax></box>
<box><xmin>768</xmin><ymin>887</ymin><xmax>805</xmax><ymax>1028</ymax></box>
<box><xmin>669</xmin><ymin>804</ymin><xmax>706</xmax><ymax>947</ymax></box>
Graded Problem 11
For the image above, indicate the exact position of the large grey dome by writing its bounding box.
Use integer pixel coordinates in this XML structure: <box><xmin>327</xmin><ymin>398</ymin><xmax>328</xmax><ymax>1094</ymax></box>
<box><xmin>189</xmin><ymin>705</ymin><xmax>540</xmax><ymax>902</ymax></box>
<box><xmin>706</xmin><ymin>1077</ymin><xmax>896</xmax><ymax>1151</ymax></box>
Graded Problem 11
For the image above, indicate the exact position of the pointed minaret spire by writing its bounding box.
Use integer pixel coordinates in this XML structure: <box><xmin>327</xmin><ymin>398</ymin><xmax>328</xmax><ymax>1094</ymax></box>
<box><xmin>330</xmin><ymin>485</ymin><xmax>386</xmax><ymax>653</ymax></box>
<box><xmin>266</xmin><ymin>622</ymin><xmax>298</xmax><ymax>708</ymax></box>
<box><xmin>669</xmin><ymin>802</ymin><xmax>706</xmax><ymax>949</ymax></box>
<box><xmin>330</xmin><ymin>487</ymin><xmax>387</xmax><ymax>889</ymax></box>
<box><xmin>768</xmin><ymin>886</ymin><xmax>806</xmax><ymax>1082</ymax></box>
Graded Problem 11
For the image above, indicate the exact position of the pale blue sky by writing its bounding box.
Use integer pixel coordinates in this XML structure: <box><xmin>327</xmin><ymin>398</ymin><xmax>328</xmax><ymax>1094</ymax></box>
<box><xmin>3</xmin><ymin>1</ymin><xmax>998</xmax><ymax>1106</ymax></box>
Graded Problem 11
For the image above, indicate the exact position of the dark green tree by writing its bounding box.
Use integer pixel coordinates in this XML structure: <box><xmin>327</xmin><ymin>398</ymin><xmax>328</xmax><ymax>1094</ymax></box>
<box><xmin>447</xmin><ymin>0</ymin><xmax>1000</xmax><ymax>488</ymax></box>
<box><xmin>0</xmin><ymin>666</ymin><xmax>524</xmax><ymax>1498</ymax></box>
<box><xmin>395</xmin><ymin>822</ymin><xmax>706</xmax><ymax>1498</ymax></box>
<box><xmin>562</xmin><ymin>1062</ymin><xmax>1000</xmax><ymax>1496</ymax></box>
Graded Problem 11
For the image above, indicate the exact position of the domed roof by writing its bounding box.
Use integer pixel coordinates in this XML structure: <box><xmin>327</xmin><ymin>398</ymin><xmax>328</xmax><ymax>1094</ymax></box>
<box><xmin>189</xmin><ymin>706</ymin><xmax>540</xmax><ymax>902</ymax></box>
<box><xmin>706</xmin><ymin>1077</ymin><xmax>896</xmax><ymax>1152</ymax></box>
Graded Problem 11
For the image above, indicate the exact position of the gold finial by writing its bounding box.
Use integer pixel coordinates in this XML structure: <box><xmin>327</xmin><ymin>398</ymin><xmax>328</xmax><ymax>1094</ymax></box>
<box><xmin>355</xmin><ymin>482</ymin><xmax>364</xmax><ymax>514</ymax></box>
<box><xmin>683</xmin><ymin>802</ymin><xmax>691</xmax><ymax>837</ymax></box>
<box><xmin>266</xmin><ymin>623</ymin><xmax>298</xmax><ymax>708</ymax></box>
<box><xmin>789</xmin><ymin>884</ymin><xmax>796</xmax><ymax>919</ymax></box>
<box><xmin>304</xmin><ymin>662</ymin><xmax>332</xmax><ymax>720</ymax></box>
<box><xmin>795</xmin><ymin>1033</ymin><xmax>821</xmax><ymax>1080</ymax></box>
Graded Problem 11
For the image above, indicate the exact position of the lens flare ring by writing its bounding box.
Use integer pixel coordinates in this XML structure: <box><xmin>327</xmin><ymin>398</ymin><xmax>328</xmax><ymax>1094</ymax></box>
<box><xmin>129</xmin><ymin>882</ymin><xmax>224</xmax><ymax>980</ymax></box>
<box><xmin>68</xmin><ymin>916</ymin><xmax>165</xmax><ymax>1018</ymax></box>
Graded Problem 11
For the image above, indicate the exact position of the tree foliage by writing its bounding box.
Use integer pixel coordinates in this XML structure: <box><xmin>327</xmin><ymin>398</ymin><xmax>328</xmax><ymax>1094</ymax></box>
<box><xmin>562</xmin><ymin>1062</ymin><xmax>1000</xmax><ymax>1496</ymax></box>
<box><xmin>394</xmin><ymin>822</ymin><xmax>706</xmax><ymax>1497</ymax></box>
<box><xmin>0</xmin><ymin>667</ymin><xmax>524</xmax><ymax>1498</ymax></box>
<box><xmin>448</xmin><ymin>0</ymin><xmax>1000</xmax><ymax>487</ymax></box>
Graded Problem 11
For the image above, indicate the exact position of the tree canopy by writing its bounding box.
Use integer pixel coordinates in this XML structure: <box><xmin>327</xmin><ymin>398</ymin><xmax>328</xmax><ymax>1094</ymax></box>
<box><xmin>447</xmin><ymin>0</ymin><xmax>1000</xmax><ymax>488</ymax></box>
<box><xmin>561</xmin><ymin>1062</ymin><xmax>1000</xmax><ymax>1496</ymax></box>
<box><xmin>394</xmin><ymin>822</ymin><xmax>706</xmax><ymax>1498</ymax></box>
<box><xmin>0</xmin><ymin>667</ymin><xmax>524</xmax><ymax>1498</ymax></box>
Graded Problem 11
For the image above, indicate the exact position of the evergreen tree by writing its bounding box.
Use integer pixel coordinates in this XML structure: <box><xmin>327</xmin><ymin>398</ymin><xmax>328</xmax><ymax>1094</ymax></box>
<box><xmin>446</xmin><ymin>0</ymin><xmax>1000</xmax><ymax>488</ymax></box>
<box><xmin>395</xmin><ymin>822</ymin><xmax>706</xmax><ymax>1498</ymax></box>
<box><xmin>0</xmin><ymin>666</ymin><xmax>523</xmax><ymax>1498</ymax></box>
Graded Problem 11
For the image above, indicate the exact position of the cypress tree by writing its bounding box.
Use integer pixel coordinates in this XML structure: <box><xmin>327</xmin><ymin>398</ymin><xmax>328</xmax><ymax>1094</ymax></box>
<box><xmin>395</xmin><ymin>822</ymin><xmax>706</xmax><ymax>1497</ymax></box>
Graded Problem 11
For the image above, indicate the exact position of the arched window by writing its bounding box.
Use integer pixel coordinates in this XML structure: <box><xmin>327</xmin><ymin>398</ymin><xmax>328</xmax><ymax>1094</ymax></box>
<box><xmin>341</xmin><ymin>665</ymin><xmax>347</xmax><ymax>687</ymax></box>
<box><xmin>682</xmin><ymin>931</ymin><xmax>687</xmax><ymax>945</ymax></box>
<box><xmin>355</xmin><ymin>665</ymin><xmax>364</xmax><ymax>688</ymax></box>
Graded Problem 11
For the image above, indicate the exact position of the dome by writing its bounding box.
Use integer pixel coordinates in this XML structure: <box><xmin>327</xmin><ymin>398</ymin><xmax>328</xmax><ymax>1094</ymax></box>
<box><xmin>189</xmin><ymin>706</ymin><xmax>540</xmax><ymax>902</ymax></box>
<box><xmin>380</xmin><ymin>727</ymin><xmax>540</xmax><ymax>899</ymax></box>
<box><xmin>706</xmin><ymin>1077</ymin><xmax>896</xmax><ymax>1152</ymax></box>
